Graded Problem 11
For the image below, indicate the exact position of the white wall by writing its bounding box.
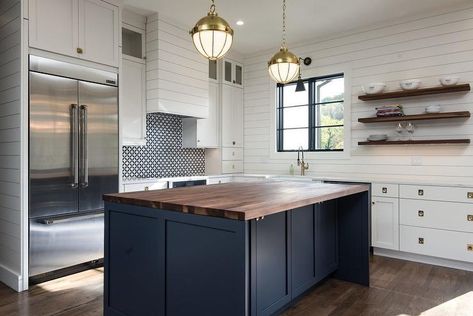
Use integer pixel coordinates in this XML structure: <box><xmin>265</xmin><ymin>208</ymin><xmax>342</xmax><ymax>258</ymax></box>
<box><xmin>146</xmin><ymin>13</ymin><xmax>209</xmax><ymax>118</ymax></box>
<box><xmin>0</xmin><ymin>0</ymin><xmax>22</xmax><ymax>290</ymax></box>
<box><xmin>243</xmin><ymin>4</ymin><xmax>473</xmax><ymax>185</ymax></box>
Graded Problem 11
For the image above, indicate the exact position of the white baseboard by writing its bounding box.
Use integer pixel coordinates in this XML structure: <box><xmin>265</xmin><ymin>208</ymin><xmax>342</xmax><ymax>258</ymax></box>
<box><xmin>0</xmin><ymin>263</ymin><xmax>23</xmax><ymax>292</ymax></box>
<box><xmin>374</xmin><ymin>248</ymin><xmax>473</xmax><ymax>272</ymax></box>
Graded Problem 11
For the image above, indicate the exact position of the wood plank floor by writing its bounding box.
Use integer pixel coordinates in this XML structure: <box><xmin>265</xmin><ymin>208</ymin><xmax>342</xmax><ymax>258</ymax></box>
<box><xmin>1</xmin><ymin>256</ymin><xmax>472</xmax><ymax>316</ymax></box>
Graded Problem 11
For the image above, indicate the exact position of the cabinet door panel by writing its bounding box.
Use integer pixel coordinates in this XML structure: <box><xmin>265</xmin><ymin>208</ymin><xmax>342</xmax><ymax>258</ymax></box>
<box><xmin>315</xmin><ymin>200</ymin><xmax>339</xmax><ymax>282</ymax></box>
<box><xmin>121</xmin><ymin>60</ymin><xmax>146</xmax><ymax>145</ymax></box>
<box><xmin>79</xmin><ymin>0</ymin><xmax>119</xmax><ymax>67</ymax></box>
<box><xmin>221</xmin><ymin>84</ymin><xmax>234</xmax><ymax>147</ymax></box>
<box><xmin>233</xmin><ymin>87</ymin><xmax>244</xmax><ymax>147</ymax></box>
<box><xmin>29</xmin><ymin>0</ymin><xmax>79</xmax><ymax>57</ymax></box>
<box><xmin>291</xmin><ymin>205</ymin><xmax>315</xmax><ymax>297</ymax></box>
<box><xmin>196</xmin><ymin>82</ymin><xmax>219</xmax><ymax>147</ymax></box>
<box><xmin>254</xmin><ymin>212</ymin><xmax>291</xmax><ymax>315</ymax></box>
<box><xmin>371</xmin><ymin>197</ymin><xmax>399</xmax><ymax>250</ymax></box>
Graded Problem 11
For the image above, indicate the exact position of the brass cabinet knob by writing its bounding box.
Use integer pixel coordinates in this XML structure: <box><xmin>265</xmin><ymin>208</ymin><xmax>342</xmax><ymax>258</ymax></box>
<box><xmin>372</xmin><ymin>201</ymin><xmax>375</xmax><ymax>205</ymax></box>
<box><xmin>418</xmin><ymin>238</ymin><xmax>424</xmax><ymax>245</ymax></box>
<box><xmin>418</xmin><ymin>210</ymin><xmax>424</xmax><ymax>217</ymax></box>
<box><xmin>197</xmin><ymin>139</ymin><xmax>200</xmax><ymax>142</ymax></box>
<box><xmin>468</xmin><ymin>215</ymin><xmax>473</xmax><ymax>222</ymax></box>
<box><xmin>382</xmin><ymin>187</ymin><xmax>388</xmax><ymax>194</ymax></box>
<box><xmin>468</xmin><ymin>244</ymin><xmax>473</xmax><ymax>252</ymax></box>
<box><xmin>232</xmin><ymin>141</ymin><xmax>236</xmax><ymax>145</ymax></box>
<box><xmin>144</xmin><ymin>186</ymin><xmax>149</xmax><ymax>191</ymax></box>
<box><xmin>468</xmin><ymin>192</ymin><xmax>473</xmax><ymax>199</ymax></box>
<box><xmin>418</xmin><ymin>189</ymin><xmax>424</xmax><ymax>196</ymax></box>
<box><xmin>77</xmin><ymin>47</ymin><xmax>83</xmax><ymax>54</ymax></box>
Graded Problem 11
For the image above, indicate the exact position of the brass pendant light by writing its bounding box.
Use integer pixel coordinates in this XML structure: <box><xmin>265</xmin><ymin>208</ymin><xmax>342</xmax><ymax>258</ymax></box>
<box><xmin>190</xmin><ymin>0</ymin><xmax>234</xmax><ymax>60</ymax></box>
<box><xmin>268</xmin><ymin>0</ymin><xmax>300</xmax><ymax>84</ymax></box>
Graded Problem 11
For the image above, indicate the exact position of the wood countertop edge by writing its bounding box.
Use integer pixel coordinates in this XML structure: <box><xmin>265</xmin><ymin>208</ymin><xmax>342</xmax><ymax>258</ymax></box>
<box><xmin>103</xmin><ymin>183</ymin><xmax>369</xmax><ymax>221</ymax></box>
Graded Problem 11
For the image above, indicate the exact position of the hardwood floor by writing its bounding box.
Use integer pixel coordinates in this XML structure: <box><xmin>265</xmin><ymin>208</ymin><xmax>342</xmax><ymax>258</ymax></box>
<box><xmin>1</xmin><ymin>256</ymin><xmax>472</xmax><ymax>316</ymax></box>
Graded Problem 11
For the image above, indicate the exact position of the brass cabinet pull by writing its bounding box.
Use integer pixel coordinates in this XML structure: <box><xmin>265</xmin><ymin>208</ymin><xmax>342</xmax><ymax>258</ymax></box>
<box><xmin>418</xmin><ymin>238</ymin><xmax>424</xmax><ymax>245</ymax></box>
<box><xmin>144</xmin><ymin>186</ymin><xmax>149</xmax><ymax>191</ymax></box>
<box><xmin>382</xmin><ymin>187</ymin><xmax>388</xmax><ymax>194</ymax></box>
<box><xmin>418</xmin><ymin>189</ymin><xmax>424</xmax><ymax>196</ymax></box>
<box><xmin>418</xmin><ymin>210</ymin><xmax>424</xmax><ymax>217</ymax></box>
<box><xmin>372</xmin><ymin>201</ymin><xmax>375</xmax><ymax>205</ymax></box>
<box><xmin>468</xmin><ymin>215</ymin><xmax>473</xmax><ymax>222</ymax></box>
<box><xmin>468</xmin><ymin>244</ymin><xmax>473</xmax><ymax>252</ymax></box>
<box><xmin>468</xmin><ymin>192</ymin><xmax>473</xmax><ymax>199</ymax></box>
<box><xmin>77</xmin><ymin>47</ymin><xmax>83</xmax><ymax>54</ymax></box>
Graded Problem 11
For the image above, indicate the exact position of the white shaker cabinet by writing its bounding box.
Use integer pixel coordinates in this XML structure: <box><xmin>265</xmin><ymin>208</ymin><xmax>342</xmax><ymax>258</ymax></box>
<box><xmin>371</xmin><ymin>196</ymin><xmax>399</xmax><ymax>250</ymax></box>
<box><xmin>78</xmin><ymin>0</ymin><xmax>119</xmax><ymax>67</ymax></box>
<box><xmin>223</xmin><ymin>59</ymin><xmax>243</xmax><ymax>87</ymax></box>
<box><xmin>29</xmin><ymin>0</ymin><xmax>119</xmax><ymax>67</ymax></box>
<box><xmin>182</xmin><ymin>82</ymin><xmax>220</xmax><ymax>148</ymax></box>
<box><xmin>29</xmin><ymin>0</ymin><xmax>79</xmax><ymax>57</ymax></box>
<box><xmin>221</xmin><ymin>84</ymin><xmax>243</xmax><ymax>148</ymax></box>
<box><xmin>121</xmin><ymin>59</ymin><xmax>146</xmax><ymax>145</ymax></box>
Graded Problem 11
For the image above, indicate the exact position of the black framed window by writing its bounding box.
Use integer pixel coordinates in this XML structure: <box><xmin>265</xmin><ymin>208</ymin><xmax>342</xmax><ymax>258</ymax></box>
<box><xmin>276</xmin><ymin>73</ymin><xmax>344</xmax><ymax>152</ymax></box>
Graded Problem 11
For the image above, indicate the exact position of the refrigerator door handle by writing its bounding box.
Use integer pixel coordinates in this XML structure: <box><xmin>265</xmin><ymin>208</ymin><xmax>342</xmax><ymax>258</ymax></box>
<box><xmin>79</xmin><ymin>105</ymin><xmax>89</xmax><ymax>188</ymax></box>
<box><xmin>70</xmin><ymin>104</ymin><xmax>79</xmax><ymax>188</ymax></box>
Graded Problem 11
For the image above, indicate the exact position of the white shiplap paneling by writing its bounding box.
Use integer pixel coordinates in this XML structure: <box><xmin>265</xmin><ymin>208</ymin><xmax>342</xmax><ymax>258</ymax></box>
<box><xmin>0</xmin><ymin>0</ymin><xmax>22</xmax><ymax>290</ymax></box>
<box><xmin>243</xmin><ymin>5</ymin><xmax>473</xmax><ymax>185</ymax></box>
<box><xmin>145</xmin><ymin>13</ymin><xmax>209</xmax><ymax>118</ymax></box>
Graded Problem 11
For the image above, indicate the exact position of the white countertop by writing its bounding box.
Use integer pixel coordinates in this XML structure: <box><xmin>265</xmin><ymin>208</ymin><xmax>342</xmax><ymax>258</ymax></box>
<box><xmin>122</xmin><ymin>174</ymin><xmax>473</xmax><ymax>188</ymax></box>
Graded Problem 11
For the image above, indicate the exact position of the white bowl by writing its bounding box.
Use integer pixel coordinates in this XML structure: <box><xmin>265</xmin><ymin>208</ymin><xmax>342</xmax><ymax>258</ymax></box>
<box><xmin>400</xmin><ymin>79</ymin><xmax>421</xmax><ymax>90</ymax></box>
<box><xmin>439</xmin><ymin>76</ymin><xmax>459</xmax><ymax>86</ymax></box>
<box><xmin>362</xmin><ymin>83</ymin><xmax>386</xmax><ymax>95</ymax></box>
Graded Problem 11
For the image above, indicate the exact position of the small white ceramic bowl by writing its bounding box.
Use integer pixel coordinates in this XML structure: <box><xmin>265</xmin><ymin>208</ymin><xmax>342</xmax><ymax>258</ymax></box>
<box><xmin>439</xmin><ymin>76</ymin><xmax>459</xmax><ymax>86</ymax></box>
<box><xmin>400</xmin><ymin>79</ymin><xmax>421</xmax><ymax>90</ymax></box>
<box><xmin>362</xmin><ymin>83</ymin><xmax>386</xmax><ymax>95</ymax></box>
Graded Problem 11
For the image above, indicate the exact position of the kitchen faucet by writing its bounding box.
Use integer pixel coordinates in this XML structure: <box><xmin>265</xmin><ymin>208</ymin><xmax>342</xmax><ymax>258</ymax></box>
<box><xmin>297</xmin><ymin>146</ymin><xmax>309</xmax><ymax>176</ymax></box>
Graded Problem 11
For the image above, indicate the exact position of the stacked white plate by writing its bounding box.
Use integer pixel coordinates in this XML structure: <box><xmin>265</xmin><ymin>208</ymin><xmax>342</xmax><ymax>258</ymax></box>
<box><xmin>367</xmin><ymin>134</ymin><xmax>388</xmax><ymax>142</ymax></box>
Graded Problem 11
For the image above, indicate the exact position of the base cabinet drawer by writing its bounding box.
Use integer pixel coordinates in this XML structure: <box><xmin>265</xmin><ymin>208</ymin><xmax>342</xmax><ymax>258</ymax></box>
<box><xmin>400</xmin><ymin>199</ymin><xmax>473</xmax><ymax>233</ymax></box>
<box><xmin>123</xmin><ymin>182</ymin><xmax>168</xmax><ymax>192</ymax></box>
<box><xmin>400</xmin><ymin>225</ymin><xmax>473</xmax><ymax>262</ymax></box>
<box><xmin>372</xmin><ymin>183</ymin><xmax>399</xmax><ymax>198</ymax></box>
<box><xmin>222</xmin><ymin>161</ymin><xmax>243</xmax><ymax>174</ymax></box>
<box><xmin>400</xmin><ymin>185</ymin><xmax>473</xmax><ymax>203</ymax></box>
<box><xmin>222</xmin><ymin>147</ymin><xmax>243</xmax><ymax>161</ymax></box>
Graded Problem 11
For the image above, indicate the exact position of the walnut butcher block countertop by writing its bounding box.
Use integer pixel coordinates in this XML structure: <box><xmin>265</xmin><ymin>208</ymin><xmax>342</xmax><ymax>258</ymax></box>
<box><xmin>103</xmin><ymin>181</ymin><xmax>369</xmax><ymax>220</ymax></box>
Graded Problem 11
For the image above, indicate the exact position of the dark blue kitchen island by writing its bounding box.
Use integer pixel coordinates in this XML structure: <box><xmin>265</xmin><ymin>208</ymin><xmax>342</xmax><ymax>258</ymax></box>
<box><xmin>103</xmin><ymin>181</ymin><xmax>370</xmax><ymax>316</ymax></box>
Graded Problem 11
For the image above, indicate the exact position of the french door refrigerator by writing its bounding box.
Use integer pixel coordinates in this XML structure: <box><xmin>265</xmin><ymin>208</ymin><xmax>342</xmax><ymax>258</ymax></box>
<box><xmin>28</xmin><ymin>56</ymin><xmax>118</xmax><ymax>282</ymax></box>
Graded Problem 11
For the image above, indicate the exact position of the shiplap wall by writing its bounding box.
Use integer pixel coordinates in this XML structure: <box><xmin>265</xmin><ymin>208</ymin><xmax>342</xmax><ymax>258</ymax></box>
<box><xmin>243</xmin><ymin>5</ymin><xmax>473</xmax><ymax>185</ymax></box>
<box><xmin>146</xmin><ymin>14</ymin><xmax>209</xmax><ymax>118</ymax></box>
<box><xmin>0</xmin><ymin>0</ymin><xmax>22</xmax><ymax>290</ymax></box>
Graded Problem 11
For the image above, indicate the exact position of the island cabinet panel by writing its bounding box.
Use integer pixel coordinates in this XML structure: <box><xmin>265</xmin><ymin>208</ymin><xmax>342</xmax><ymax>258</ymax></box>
<box><xmin>106</xmin><ymin>211</ymin><xmax>161</xmax><ymax>316</ymax></box>
<box><xmin>251</xmin><ymin>212</ymin><xmax>291</xmax><ymax>316</ymax></box>
<box><xmin>315</xmin><ymin>200</ymin><xmax>339</xmax><ymax>283</ymax></box>
<box><xmin>291</xmin><ymin>205</ymin><xmax>316</xmax><ymax>297</ymax></box>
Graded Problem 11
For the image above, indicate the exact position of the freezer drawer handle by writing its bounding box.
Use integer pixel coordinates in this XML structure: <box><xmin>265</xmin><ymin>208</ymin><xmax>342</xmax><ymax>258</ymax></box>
<box><xmin>79</xmin><ymin>105</ymin><xmax>89</xmax><ymax>188</ymax></box>
<box><xmin>38</xmin><ymin>213</ymin><xmax>103</xmax><ymax>225</ymax></box>
<box><xmin>70</xmin><ymin>104</ymin><xmax>79</xmax><ymax>188</ymax></box>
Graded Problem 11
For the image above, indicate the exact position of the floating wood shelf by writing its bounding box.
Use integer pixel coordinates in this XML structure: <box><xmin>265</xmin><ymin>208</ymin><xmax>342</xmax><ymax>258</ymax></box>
<box><xmin>358</xmin><ymin>139</ymin><xmax>470</xmax><ymax>146</ymax></box>
<box><xmin>358</xmin><ymin>84</ymin><xmax>471</xmax><ymax>101</ymax></box>
<box><xmin>358</xmin><ymin>111</ymin><xmax>471</xmax><ymax>123</ymax></box>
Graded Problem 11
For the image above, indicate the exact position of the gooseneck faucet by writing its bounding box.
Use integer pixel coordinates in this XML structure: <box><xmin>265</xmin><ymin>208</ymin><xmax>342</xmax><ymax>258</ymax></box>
<box><xmin>296</xmin><ymin>146</ymin><xmax>309</xmax><ymax>176</ymax></box>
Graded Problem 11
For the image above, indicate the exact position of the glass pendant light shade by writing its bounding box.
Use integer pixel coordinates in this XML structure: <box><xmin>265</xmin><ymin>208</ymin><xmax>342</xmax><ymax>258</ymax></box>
<box><xmin>190</xmin><ymin>2</ymin><xmax>234</xmax><ymax>60</ymax></box>
<box><xmin>268</xmin><ymin>47</ymin><xmax>300</xmax><ymax>84</ymax></box>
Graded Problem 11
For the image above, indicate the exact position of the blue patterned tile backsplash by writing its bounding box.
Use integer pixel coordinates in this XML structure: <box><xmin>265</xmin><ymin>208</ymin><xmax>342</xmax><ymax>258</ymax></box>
<box><xmin>122</xmin><ymin>113</ymin><xmax>205</xmax><ymax>178</ymax></box>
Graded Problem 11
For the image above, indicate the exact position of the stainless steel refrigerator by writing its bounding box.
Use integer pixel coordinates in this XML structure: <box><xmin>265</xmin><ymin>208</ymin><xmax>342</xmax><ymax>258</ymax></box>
<box><xmin>28</xmin><ymin>56</ymin><xmax>118</xmax><ymax>282</ymax></box>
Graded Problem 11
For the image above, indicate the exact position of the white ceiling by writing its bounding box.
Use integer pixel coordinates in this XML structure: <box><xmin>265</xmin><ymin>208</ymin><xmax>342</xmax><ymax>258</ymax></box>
<box><xmin>124</xmin><ymin>0</ymin><xmax>471</xmax><ymax>56</ymax></box>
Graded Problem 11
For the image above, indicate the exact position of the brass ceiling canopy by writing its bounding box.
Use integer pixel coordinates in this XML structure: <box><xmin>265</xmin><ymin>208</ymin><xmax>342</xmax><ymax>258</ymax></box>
<box><xmin>190</xmin><ymin>0</ymin><xmax>234</xmax><ymax>60</ymax></box>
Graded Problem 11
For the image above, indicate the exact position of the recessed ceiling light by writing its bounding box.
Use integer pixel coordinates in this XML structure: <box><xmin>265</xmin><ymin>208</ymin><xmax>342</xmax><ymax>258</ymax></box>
<box><xmin>236</xmin><ymin>20</ymin><xmax>244</xmax><ymax>26</ymax></box>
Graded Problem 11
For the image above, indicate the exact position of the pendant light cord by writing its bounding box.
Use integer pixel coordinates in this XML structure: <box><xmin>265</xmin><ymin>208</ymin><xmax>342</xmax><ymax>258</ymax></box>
<box><xmin>282</xmin><ymin>0</ymin><xmax>287</xmax><ymax>48</ymax></box>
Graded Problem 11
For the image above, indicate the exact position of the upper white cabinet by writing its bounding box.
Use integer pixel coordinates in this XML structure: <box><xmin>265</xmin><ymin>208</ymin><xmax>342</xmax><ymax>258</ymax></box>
<box><xmin>78</xmin><ymin>0</ymin><xmax>119</xmax><ymax>67</ymax></box>
<box><xmin>183</xmin><ymin>82</ymin><xmax>220</xmax><ymax>148</ymax></box>
<box><xmin>29</xmin><ymin>0</ymin><xmax>119</xmax><ymax>67</ymax></box>
<box><xmin>29</xmin><ymin>0</ymin><xmax>79</xmax><ymax>57</ymax></box>
<box><xmin>121</xmin><ymin>59</ymin><xmax>146</xmax><ymax>145</ymax></box>
<box><xmin>223</xmin><ymin>59</ymin><xmax>243</xmax><ymax>87</ymax></box>
<box><xmin>221</xmin><ymin>84</ymin><xmax>243</xmax><ymax>147</ymax></box>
